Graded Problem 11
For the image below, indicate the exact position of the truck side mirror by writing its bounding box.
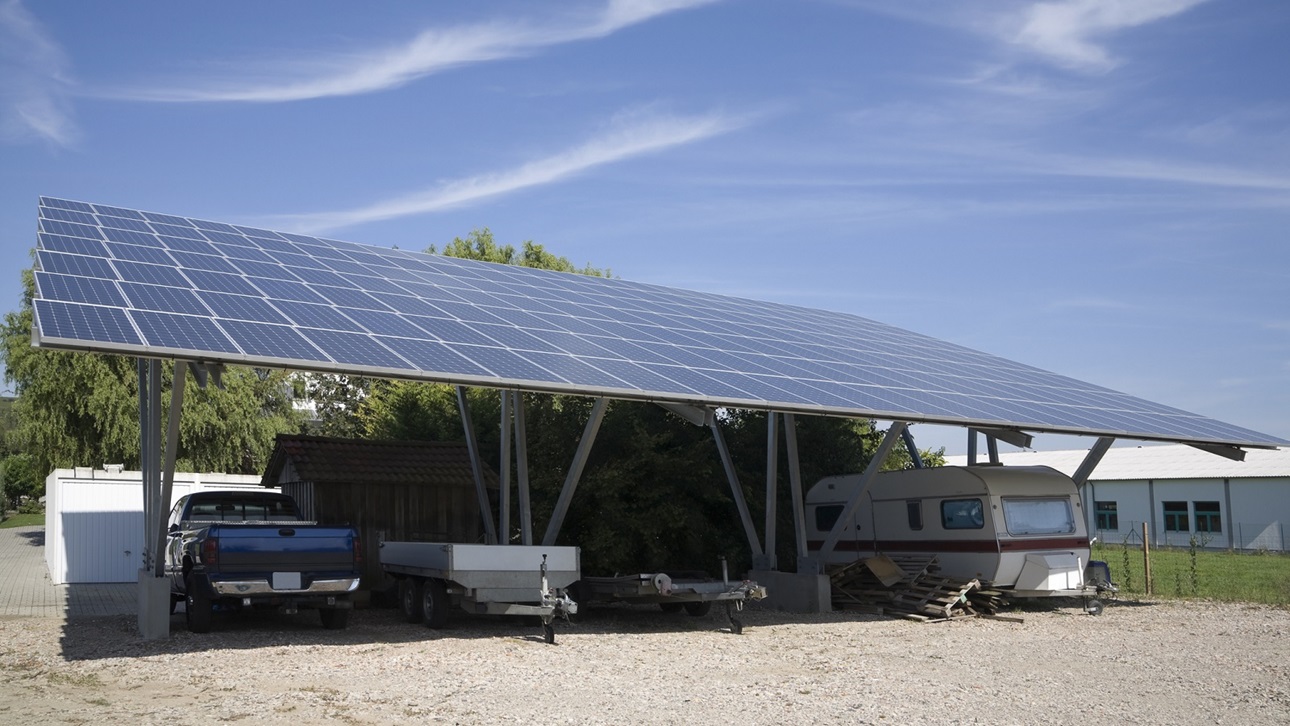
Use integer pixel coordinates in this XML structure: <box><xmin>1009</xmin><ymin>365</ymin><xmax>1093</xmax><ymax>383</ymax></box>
<box><xmin>168</xmin><ymin>523</ymin><xmax>180</xmax><ymax>535</ymax></box>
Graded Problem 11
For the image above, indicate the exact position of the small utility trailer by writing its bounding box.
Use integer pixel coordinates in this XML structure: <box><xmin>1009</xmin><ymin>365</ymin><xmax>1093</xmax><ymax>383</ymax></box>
<box><xmin>576</xmin><ymin>560</ymin><xmax>767</xmax><ymax>634</ymax></box>
<box><xmin>380</xmin><ymin>542</ymin><xmax>579</xmax><ymax>644</ymax></box>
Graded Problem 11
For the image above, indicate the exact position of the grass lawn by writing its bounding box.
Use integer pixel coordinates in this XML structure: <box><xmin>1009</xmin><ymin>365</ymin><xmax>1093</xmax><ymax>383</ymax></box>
<box><xmin>0</xmin><ymin>512</ymin><xmax>44</xmax><ymax>528</ymax></box>
<box><xmin>1093</xmin><ymin>542</ymin><xmax>1290</xmax><ymax>606</ymax></box>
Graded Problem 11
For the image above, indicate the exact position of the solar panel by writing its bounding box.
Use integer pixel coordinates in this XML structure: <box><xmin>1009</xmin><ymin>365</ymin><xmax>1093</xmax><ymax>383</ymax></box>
<box><xmin>27</xmin><ymin>197</ymin><xmax>1289</xmax><ymax>449</ymax></box>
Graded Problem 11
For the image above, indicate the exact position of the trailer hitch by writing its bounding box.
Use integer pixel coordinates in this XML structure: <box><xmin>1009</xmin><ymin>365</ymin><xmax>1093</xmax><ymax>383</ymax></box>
<box><xmin>537</xmin><ymin>554</ymin><xmax>578</xmax><ymax>645</ymax></box>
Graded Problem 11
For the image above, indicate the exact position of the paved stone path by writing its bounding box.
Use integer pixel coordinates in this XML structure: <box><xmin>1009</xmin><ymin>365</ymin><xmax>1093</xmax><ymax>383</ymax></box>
<box><xmin>0</xmin><ymin>525</ymin><xmax>136</xmax><ymax>618</ymax></box>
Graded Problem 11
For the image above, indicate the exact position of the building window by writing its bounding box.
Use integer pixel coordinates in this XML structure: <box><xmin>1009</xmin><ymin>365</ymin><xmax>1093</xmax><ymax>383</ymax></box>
<box><xmin>942</xmin><ymin>499</ymin><xmax>985</xmax><ymax>529</ymax></box>
<box><xmin>815</xmin><ymin>505</ymin><xmax>844</xmax><ymax>532</ymax></box>
<box><xmin>1163</xmin><ymin>501</ymin><xmax>1189</xmax><ymax>532</ymax></box>
<box><xmin>1194</xmin><ymin>501</ymin><xmax>1222</xmax><ymax>533</ymax></box>
<box><xmin>907</xmin><ymin>501</ymin><xmax>923</xmax><ymax>531</ymax></box>
<box><xmin>1095</xmin><ymin>501</ymin><xmax>1119</xmax><ymax>531</ymax></box>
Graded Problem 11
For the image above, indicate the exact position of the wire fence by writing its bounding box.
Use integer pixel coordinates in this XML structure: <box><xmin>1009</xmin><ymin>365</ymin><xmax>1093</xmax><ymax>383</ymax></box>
<box><xmin>1092</xmin><ymin>521</ymin><xmax>1285</xmax><ymax>553</ymax></box>
<box><xmin>1090</xmin><ymin>536</ymin><xmax>1290</xmax><ymax>606</ymax></box>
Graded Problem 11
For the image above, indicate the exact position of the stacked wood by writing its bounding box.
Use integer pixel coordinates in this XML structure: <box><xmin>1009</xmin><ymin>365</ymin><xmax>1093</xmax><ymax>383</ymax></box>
<box><xmin>828</xmin><ymin>554</ymin><xmax>985</xmax><ymax>622</ymax></box>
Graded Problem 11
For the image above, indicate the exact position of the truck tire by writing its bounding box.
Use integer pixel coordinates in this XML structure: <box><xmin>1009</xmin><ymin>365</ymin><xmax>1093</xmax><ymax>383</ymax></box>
<box><xmin>319</xmin><ymin>608</ymin><xmax>350</xmax><ymax>630</ymax></box>
<box><xmin>422</xmin><ymin>578</ymin><xmax>449</xmax><ymax>629</ymax></box>
<box><xmin>185</xmin><ymin>574</ymin><xmax>213</xmax><ymax>633</ymax></box>
<box><xmin>400</xmin><ymin>578</ymin><xmax>425</xmax><ymax>623</ymax></box>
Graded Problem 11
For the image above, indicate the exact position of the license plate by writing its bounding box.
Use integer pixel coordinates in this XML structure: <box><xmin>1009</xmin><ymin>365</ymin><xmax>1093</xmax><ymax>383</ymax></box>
<box><xmin>272</xmin><ymin>572</ymin><xmax>302</xmax><ymax>590</ymax></box>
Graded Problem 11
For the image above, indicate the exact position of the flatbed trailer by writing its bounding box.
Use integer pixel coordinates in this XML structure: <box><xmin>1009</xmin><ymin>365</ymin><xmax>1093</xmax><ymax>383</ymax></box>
<box><xmin>380</xmin><ymin>542</ymin><xmax>579</xmax><ymax>643</ymax></box>
<box><xmin>576</xmin><ymin>561</ymin><xmax>766</xmax><ymax>634</ymax></box>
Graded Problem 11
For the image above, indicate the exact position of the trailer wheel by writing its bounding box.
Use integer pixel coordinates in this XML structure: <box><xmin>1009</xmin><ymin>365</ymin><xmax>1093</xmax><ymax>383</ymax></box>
<box><xmin>683</xmin><ymin>601</ymin><xmax>712</xmax><ymax>617</ymax></box>
<box><xmin>400</xmin><ymin>578</ymin><xmax>425</xmax><ymax>623</ymax></box>
<box><xmin>422</xmin><ymin>578</ymin><xmax>449</xmax><ymax>629</ymax></box>
<box><xmin>729</xmin><ymin>618</ymin><xmax>744</xmax><ymax>635</ymax></box>
<box><xmin>543</xmin><ymin>621</ymin><xmax>556</xmax><ymax>645</ymax></box>
<box><xmin>319</xmin><ymin>608</ymin><xmax>350</xmax><ymax>630</ymax></box>
<box><xmin>185</xmin><ymin>574</ymin><xmax>213</xmax><ymax>633</ymax></box>
<box><xmin>1085</xmin><ymin>599</ymin><xmax>1105</xmax><ymax>616</ymax></box>
<box><xmin>659</xmin><ymin>602</ymin><xmax>683</xmax><ymax>614</ymax></box>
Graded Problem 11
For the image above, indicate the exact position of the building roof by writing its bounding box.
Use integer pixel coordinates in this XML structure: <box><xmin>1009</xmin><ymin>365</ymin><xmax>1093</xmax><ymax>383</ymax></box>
<box><xmin>262</xmin><ymin>434</ymin><xmax>499</xmax><ymax>488</ymax></box>
<box><xmin>947</xmin><ymin>444</ymin><xmax>1290</xmax><ymax>481</ymax></box>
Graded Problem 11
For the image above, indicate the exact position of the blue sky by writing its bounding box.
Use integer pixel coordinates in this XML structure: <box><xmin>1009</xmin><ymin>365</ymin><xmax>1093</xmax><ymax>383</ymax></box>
<box><xmin>1</xmin><ymin>0</ymin><xmax>1287</xmax><ymax>455</ymax></box>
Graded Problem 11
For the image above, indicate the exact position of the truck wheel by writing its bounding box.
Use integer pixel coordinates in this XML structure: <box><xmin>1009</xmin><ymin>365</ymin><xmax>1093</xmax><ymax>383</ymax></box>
<box><xmin>185</xmin><ymin>574</ymin><xmax>213</xmax><ymax>633</ymax></box>
<box><xmin>400</xmin><ymin>578</ymin><xmax>425</xmax><ymax>623</ymax></box>
<box><xmin>319</xmin><ymin>608</ymin><xmax>350</xmax><ymax>630</ymax></box>
<box><xmin>422</xmin><ymin>578</ymin><xmax>449</xmax><ymax>629</ymax></box>
<box><xmin>683</xmin><ymin>601</ymin><xmax>712</xmax><ymax>617</ymax></box>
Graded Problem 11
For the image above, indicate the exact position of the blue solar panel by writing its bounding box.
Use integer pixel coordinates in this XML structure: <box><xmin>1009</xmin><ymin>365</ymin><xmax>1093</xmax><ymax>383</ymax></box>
<box><xmin>26</xmin><ymin>198</ymin><xmax>1288</xmax><ymax>449</ymax></box>
<box><xmin>197</xmin><ymin>291</ymin><xmax>290</xmax><ymax>324</ymax></box>
<box><xmin>35</xmin><ymin>272</ymin><xmax>127</xmax><ymax>307</ymax></box>
<box><xmin>217</xmin><ymin>319</ymin><xmax>327</xmax><ymax>361</ymax></box>
<box><xmin>35</xmin><ymin>299</ymin><xmax>142</xmax><ymax>345</ymax></box>
<box><xmin>119</xmin><ymin>282</ymin><xmax>211</xmax><ymax>316</ymax></box>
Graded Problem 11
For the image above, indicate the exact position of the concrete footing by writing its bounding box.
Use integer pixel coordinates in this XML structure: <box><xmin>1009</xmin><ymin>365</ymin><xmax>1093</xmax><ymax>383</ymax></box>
<box><xmin>748</xmin><ymin>570</ymin><xmax>832</xmax><ymax>613</ymax></box>
<box><xmin>137</xmin><ymin>569</ymin><xmax>171</xmax><ymax>639</ymax></box>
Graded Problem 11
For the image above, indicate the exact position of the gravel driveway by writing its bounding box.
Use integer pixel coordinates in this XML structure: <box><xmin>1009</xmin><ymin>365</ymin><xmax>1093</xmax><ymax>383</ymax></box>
<box><xmin>1</xmin><ymin>599</ymin><xmax>1286</xmax><ymax>724</ymax></box>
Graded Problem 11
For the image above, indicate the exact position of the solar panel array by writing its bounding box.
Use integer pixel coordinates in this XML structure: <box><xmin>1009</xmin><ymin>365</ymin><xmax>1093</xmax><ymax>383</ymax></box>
<box><xmin>29</xmin><ymin>198</ymin><xmax>1287</xmax><ymax>448</ymax></box>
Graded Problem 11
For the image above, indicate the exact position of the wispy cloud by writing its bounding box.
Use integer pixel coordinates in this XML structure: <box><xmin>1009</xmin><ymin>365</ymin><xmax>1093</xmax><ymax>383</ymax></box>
<box><xmin>100</xmin><ymin>0</ymin><xmax>719</xmax><ymax>103</ymax></box>
<box><xmin>0</xmin><ymin>0</ymin><xmax>77</xmax><ymax>146</ymax></box>
<box><xmin>277</xmin><ymin>108</ymin><xmax>746</xmax><ymax>232</ymax></box>
<box><xmin>1004</xmin><ymin>0</ymin><xmax>1210</xmax><ymax>72</ymax></box>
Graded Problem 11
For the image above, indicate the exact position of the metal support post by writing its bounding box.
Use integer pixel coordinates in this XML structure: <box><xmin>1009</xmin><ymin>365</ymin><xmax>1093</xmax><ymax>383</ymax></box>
<box><xmin>709</xmin><ymin>418</ymin><xmax>763</xmax><ymax>559</ymax></box>
<box><xmin>513</xmin><ymin>391</ymin><xmax>533</xmax><ymax>546</ymax></box>
<box><xmin>763</xmin><ymin>412</ymin><xmax>779</xmax><ymax>571</ymax></box>
<box><xmin>818</xmin><ymin>422</ymin><xmax>908</xmax><ymax>561</ymax></box>
<box><xmin>987</xmin><ymin>434</ymin><xmax>999</xmax><ymax>464</ymax></box>
<box><xmin>542</xmin><ymin>397</ymin><xmax>608</xmax><ymax>547</ymax></box>
<box><xmin>782</xmin><ymin>414</ymin><xmax>815</xmax><ymax>574</ymax></box>
<box><xmin>900</xmin><ymin>426</ymin><xmax>923</xmax><ymax>468</ymax></box>
<box><xmin>498</xmin><ymin>391</ymin><xmax>512</xmax><ymax>545</ymax></box>
<box><xmin>153</xmin><ymin>361</ymin><xmax>187</xmax><ymax>577</ymax></box>
<box><xmin>966</xmin><ymin>428</ymin><xmax>977</xmax><ymax>466</ymax></box>
<box><xmin>456</xmin><ymin>386</ymin><xmax>498</xmax><ymax>545</ymax></box>
<box><xmin>1073</xmin><ymin>436</ymin><xmax>1114</xmax><ymax>486</ymax></box>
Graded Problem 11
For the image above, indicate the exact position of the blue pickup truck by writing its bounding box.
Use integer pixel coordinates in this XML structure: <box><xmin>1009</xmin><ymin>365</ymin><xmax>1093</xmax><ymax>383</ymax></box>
<box><xmin>165</xmin><ymin>490</ymin><xmax>361</xmax><ymax>632</ymax></box>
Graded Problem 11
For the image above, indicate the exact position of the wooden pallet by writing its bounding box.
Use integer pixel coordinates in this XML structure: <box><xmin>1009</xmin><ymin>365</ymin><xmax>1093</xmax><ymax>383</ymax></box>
<box><xmin>828</xmin><ymin>555</ymin><xmax>982</xmax><ymax>621</ymax></box>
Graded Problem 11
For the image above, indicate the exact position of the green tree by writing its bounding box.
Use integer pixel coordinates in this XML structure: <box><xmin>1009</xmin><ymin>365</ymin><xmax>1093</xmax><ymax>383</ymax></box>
<box><xmin>1</xmin><ymin>452</ymin><xmax>41</xmax><ymax>509</ymax></box>
<box><xmin>1</xmin><ymin>269</ymin><xmax>304</xmax><ymax>477</ymax></box>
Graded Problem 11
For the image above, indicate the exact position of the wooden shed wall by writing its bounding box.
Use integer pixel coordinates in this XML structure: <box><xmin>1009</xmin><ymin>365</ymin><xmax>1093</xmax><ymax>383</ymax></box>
<box><xmin>283</xmin><ymin>480</ymin><xmax>486</xmax><ymax>588</ymax></box>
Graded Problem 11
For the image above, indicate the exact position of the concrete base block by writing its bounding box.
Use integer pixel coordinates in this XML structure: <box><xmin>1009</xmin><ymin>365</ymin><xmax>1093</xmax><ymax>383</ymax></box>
<box><xmin>748</xmin><ymin>569</ymin><xmax>832</xmax><ymax>614</ymax></box>
<box><xmin>137</xmin><ymin>569</ymin><xmax>171</xmax><ymax>639</ymax></box>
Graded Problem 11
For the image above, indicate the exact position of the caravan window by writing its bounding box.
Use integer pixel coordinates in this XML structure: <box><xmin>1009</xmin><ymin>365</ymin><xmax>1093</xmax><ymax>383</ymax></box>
<box><xmin>941</xmin><ymin>499</ymin><xmax>984</xmax><ymax>529</ymax></box>
<box><xmin>815</xmin><ymin>505</ymin><xmax>845</xmax><ymax>532</ymax></box>
<box><xmin>1002</xmin><ymin>497</ymin><xmax>1075</xmax><ymax>535</ymax></box>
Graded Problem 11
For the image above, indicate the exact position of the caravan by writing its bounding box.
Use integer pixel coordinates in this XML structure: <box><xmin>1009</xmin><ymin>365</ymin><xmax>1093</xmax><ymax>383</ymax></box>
<box><xmin>807</xmin><ymin>465</ymin><xmax>1109</xmax><ymax>603</ymax></box>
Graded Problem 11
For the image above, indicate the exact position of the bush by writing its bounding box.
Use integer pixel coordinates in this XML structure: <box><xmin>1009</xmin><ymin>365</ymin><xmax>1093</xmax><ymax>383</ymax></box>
<box><xmin>1</xmin><ymin>453</ymin><xmax>41</xmax><ymax>510</ymax></box>
<box><xmin>17</xmin><ymin>498</ymin><xmax>42</xmax><ymax>515</ymax></box>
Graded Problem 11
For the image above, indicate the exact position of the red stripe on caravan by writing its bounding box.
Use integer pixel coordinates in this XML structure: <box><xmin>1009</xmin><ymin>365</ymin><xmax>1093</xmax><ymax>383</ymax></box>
<box><xmin>807</xmin><ymin>537</ymin><xmax>1088</xmax><ymax>554</ymax></box>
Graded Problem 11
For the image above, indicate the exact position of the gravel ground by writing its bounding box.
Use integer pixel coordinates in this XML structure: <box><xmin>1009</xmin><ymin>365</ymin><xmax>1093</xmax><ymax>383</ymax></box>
<box><xmin>1</xmin><ymin>598</ymin><xmax>1287</xmax><ymax>725</ymax></box>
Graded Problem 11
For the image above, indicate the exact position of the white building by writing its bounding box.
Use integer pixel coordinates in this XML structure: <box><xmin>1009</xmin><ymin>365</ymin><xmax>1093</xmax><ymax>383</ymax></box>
<box><xmin>44</xmin><ymin>466</ymin><xmax>266</xmax><ymax>584</ymax></box>
<box><xmin>946</xmin><ymin>445</ymin><xmax>1290</xmax><ymax>551</ymax></box>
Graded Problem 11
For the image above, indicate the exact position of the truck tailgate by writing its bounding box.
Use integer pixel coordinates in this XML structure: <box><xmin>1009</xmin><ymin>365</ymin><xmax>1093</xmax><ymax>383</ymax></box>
<box><xmin>211</xmin><ymin>525</ymin><xmax>357</xmax><ymax>573</ymax></box>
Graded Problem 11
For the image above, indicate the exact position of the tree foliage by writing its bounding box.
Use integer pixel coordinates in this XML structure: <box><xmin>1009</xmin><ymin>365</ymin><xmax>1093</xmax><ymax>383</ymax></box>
<box><xmin>1</xmin><ymin>269</ymin><xmax>303</xmax><ymax>479</ymax></box>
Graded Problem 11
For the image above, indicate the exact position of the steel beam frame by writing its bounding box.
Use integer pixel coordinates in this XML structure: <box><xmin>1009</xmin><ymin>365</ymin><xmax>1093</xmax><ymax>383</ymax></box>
<box><xmin>457</xmin><ymin>386</ymin><xmax>498</xmax><ymax>545</ymax></box>
<box><xmin>817</xmin><ymin>422</ymin><xmax>908</xmax><ymax>561</ymax></box>
<box><xmin>541</xmin><ymin>397</ymin><xmax>608</xmax><ymax>546</ymax></box>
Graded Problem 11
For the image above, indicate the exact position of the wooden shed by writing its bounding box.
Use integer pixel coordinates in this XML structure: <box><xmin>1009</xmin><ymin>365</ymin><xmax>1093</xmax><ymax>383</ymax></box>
<box><xmin>261</xmin><ymin>434</ymin><xmax>498</xmax><ymax>590</ymax></box>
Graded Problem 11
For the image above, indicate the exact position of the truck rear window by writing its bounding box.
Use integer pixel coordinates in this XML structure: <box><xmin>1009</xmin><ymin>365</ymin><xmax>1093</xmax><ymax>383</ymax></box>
<box><xmin>1001</xmin><ymin>497</ymin><xmax>1075</xmax><ymax>535</ymax></box>
<box><xmin>188</xmin><ymin>498</ymin><xmax>300</xmax><ymax>522</ymax></box>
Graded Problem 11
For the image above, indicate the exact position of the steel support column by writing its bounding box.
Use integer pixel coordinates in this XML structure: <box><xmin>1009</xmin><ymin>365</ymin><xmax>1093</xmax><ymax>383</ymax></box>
<box><xmin>782</xmin><ymin>414</ymin><xmax>814</xmax><ymax>573</ymax></box>
<box><xmin>498</xmin><ymin>391</ymin><xmax>512</xmax><ymax>545</ymax></box>
<box><xmin>763</xmin><ymin>412</ymin><xmax>779</xmax><ymax>571</ymax></box>
<box><xmin>542</xmin><ymin>397</ymin><xmax>608</xmax><ymax>547</ymax></box>
<box><xmin>818</xmin><ymin>422</ymin><xmax>908</xmax><ymax>561</ymax></box>
<box><xmin>153</xmin><ymin>361</ymin><xmax>187</xmax><ymax>577</ymax></box>
<box><xmin>456</xmin><ymin>386</ymin><xmax>498</xmax><ymax>545</ymax></box>
<box><xmin>967</xmin><ymin>428</ymin><xmax>978</xmax><ymax>466</ymax></box>
<box><xmin>512</xmin><ymin>392</ymin><xmax>534</xmax><ymax>546</ymax></box>
<box><xmin>900</xmin><ymin>426</ymin><xmax>923</xmax><ymax>469</ymax></box>
<box><xmin>987</xmin><ymin>434</ymin><xmax>1000</xmax><ymax>465</ymax></box>
<box><xmin>709</xmin><ymin>418</ymin><xmax>763</xmax><ymax>559</ymax></box>
<box><xmin>1073</xmin><ymin>436</ymin><xmax>1115</xmax><ymax>486</ymax></box>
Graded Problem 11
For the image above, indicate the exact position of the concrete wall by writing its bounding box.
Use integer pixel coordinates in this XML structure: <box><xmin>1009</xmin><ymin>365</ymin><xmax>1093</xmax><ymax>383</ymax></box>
<box><xmin>44</xmin><ymin>468</ymin><xmax>267</xmax><ymax>584</ymax></box>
